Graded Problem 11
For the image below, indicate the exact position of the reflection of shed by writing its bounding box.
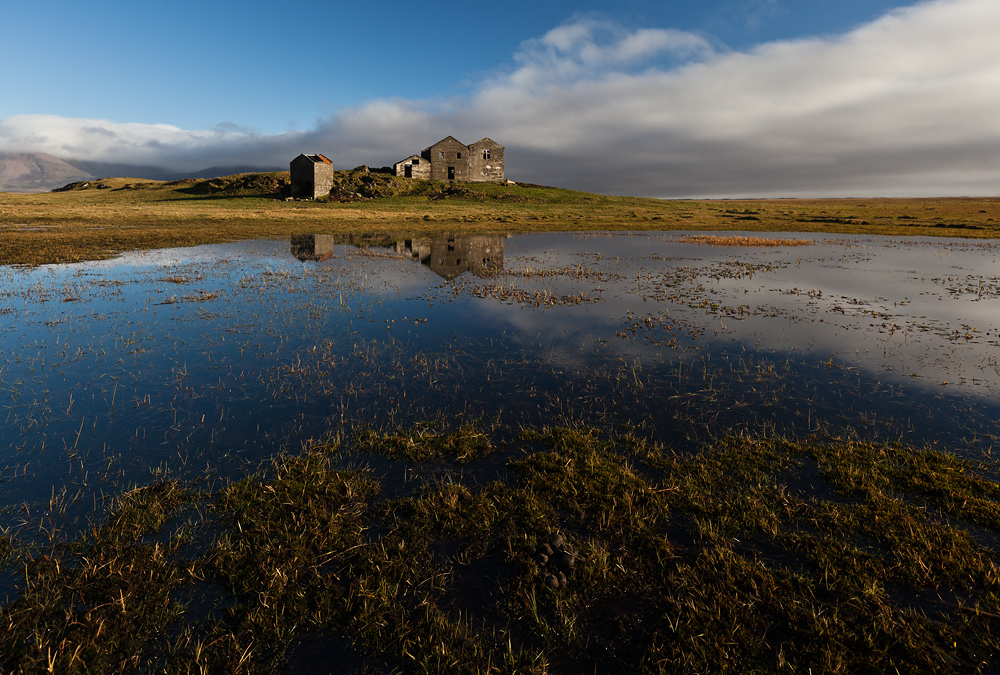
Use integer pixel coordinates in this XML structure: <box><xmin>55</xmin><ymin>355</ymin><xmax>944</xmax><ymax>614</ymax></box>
<box><xmin>393</xmin><ymin>154</ymin><xmax>431</xmax><ymax>179</ymax></box>
<box><xmin>395</xmin><ymin>235</ymin><xmax>504</xmax><ymax>279</ymax></box>
<box><xmin>290</xmin><ymin>234</ymin><xmax>337</xmax><ymax>261</ymax></box>
<box><xmin>290</xmin><ymin>154</ymin><xmax>334</xmax><ymax>199</ymax></box>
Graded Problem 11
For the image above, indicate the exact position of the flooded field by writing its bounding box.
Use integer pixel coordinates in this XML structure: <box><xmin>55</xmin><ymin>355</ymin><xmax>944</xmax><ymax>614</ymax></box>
<box><xmin>2</xmin><ymin>230</ymin><xmax>999</xmax><ymax>527</ymax></box>
<box><xmin>4</xmin><ymin>230</ymin><xmax>1000</xmax><ymax>673</ymax></box>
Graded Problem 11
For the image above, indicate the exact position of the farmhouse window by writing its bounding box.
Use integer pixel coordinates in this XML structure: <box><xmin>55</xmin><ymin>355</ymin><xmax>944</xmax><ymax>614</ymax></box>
<box><xmin>482</xmin><ymin>149</ymin><xmax>491</xmax><ymax>159</ymax></box>
<box><xmin>457</xmin><ymin>152</ymin><xmax>462</xmax><ymax>159</ymax></box>
<box><xmin>439</xmin><ymin>151</ymin><xmax>444</xmax><ymax>158</ymax></box>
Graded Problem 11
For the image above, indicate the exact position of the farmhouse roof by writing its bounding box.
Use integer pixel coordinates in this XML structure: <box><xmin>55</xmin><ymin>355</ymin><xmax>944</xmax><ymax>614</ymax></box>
<box><xmin>422</xmin><ymin>136</ymin><xmax>464</xmax><ymax>153</ymax></box>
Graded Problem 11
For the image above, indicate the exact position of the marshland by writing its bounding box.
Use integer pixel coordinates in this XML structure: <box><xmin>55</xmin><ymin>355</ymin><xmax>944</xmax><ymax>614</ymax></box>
<box><xmin>1</xmin><ymin>175</ymin><xmax>999</xmax><ymax>673</ymax></box>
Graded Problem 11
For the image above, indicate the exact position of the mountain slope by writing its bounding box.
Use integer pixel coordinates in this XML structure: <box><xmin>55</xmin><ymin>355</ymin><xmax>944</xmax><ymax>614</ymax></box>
<box><xmin>0</xmin><ymin>152</ymin><xmax>93</xmax><ymax>192</ymax></box>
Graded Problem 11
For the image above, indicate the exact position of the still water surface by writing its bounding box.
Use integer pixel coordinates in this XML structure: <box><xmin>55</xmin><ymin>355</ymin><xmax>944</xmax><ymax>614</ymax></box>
<box><xmin>2</xmin><ymin>231</ymin><xmax>999</xmax><ymax>526</ymax></box>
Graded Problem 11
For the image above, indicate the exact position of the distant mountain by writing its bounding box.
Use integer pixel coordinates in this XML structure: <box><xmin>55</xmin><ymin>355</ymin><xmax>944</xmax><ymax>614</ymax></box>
<box><xmin>61</xmin><ymin>159</ymin><xmax>175</xmax><ymax>182</ymax></box>
<box><xmin>66</xmin><ymin>161</ymin><xmax>281</xmax><ymax>182</ymax></box>
<box><xmin>172</xmin><ymin>165</ymin><xmax>282</xmax><ymax>180</ymax></box>
<box><xmin>0</xmin><ymin>152</ymin><xmax>92</xmax><ymax>192</ymax></box>
<box><xmin>0</xmin><ymin>152</ymin><xmax>282</xmax><ymax>192</ymax></box>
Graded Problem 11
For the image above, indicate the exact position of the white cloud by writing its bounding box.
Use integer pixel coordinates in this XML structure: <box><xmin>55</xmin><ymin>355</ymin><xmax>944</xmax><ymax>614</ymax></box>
<box><xmin>0</xmin><ymin>114</ymin><xmax>300</xmax><ymax>170</ymax></box>
<box><xmin>3</xmin><ymin>0</ymin><xmax>999</xmax><ymax>197</ymax></box>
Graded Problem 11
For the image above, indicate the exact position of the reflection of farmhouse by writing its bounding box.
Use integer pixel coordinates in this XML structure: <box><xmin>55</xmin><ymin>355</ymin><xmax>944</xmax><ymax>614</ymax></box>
<box><xmin>290</xmin><ymin>234</ymin><xmax>337</xmax><ymax>261</ymax></box>
<box><xmin>396</xmin><ymin>235</ymin><xmax>505</xmax><ymax>279</ymax></box>
<box><xmin>394</xmin><ymin>137</ymin><xmax>504</xmax><ymax>182</ymax></box>
<box><xmin>290</xmin><ymin>154</ymin><xmax>334</xmax><ymax>199</ymax></box>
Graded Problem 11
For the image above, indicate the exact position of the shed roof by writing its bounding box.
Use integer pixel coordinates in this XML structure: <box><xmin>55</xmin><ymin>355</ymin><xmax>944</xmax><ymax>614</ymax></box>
<box><xmin>298</xmin><ymin>154</ymin><xmax>332</xmax><ymax>164</ymax></box>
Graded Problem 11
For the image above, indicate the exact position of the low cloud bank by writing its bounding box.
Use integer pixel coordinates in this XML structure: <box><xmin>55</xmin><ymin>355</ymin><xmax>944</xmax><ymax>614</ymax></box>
<box><xmin>3</xmin><ymin>0</ymin><xmax>999</xmax><ymax>197</ymax></box>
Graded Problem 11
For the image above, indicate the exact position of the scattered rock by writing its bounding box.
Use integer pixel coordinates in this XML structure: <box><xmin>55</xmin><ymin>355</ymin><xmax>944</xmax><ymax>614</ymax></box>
<box><xmin>532</xmin><ymin>532</ymin><xmax>579</xmax><ymax>589</ymax></box>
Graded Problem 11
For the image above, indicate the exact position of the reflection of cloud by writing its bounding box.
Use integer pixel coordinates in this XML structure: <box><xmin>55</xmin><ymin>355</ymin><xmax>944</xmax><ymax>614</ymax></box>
<box><xmin>448</xmin><ymin>233</ymin><xmax>1000</xmax><ymax>399</ymax></box>
<box><xmin>3</xmin><ymin>0</ymin><xmax>1000</xmax><ymax>197</ymax></box>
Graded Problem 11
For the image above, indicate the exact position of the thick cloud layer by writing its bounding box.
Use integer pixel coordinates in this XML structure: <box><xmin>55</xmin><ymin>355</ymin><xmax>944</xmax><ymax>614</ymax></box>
<box><xmin>3</xmin><ymin>0</ymin><xmax>998</xmax><ymax>197</ymax></box>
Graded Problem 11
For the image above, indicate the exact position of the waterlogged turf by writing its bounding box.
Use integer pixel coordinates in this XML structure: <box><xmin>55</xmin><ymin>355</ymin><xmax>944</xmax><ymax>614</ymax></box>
<box><xmin>1</xmin><ymin>231</ymin><xmax>1000</xmax><ymax>672</ymax></box>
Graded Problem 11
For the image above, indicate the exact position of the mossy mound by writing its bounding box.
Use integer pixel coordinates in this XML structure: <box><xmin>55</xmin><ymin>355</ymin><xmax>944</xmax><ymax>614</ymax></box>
<box><xmin>327</xmin><ymin>168</ymin><xmax>408</xmax><ymax>200</ymax></box>
<box><xmin>179</xmin><ymin>172</ymin><xmax>291</xmax><ymax>197</ymax></box>
<box><xmin>53</xmin><ymin>177</ymin><xmax>163</xmax><ymax>192</ymax></box>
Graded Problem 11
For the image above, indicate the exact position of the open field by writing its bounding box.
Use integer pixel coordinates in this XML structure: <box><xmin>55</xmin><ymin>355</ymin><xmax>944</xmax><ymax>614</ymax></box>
<box><xmin>2</xmin><ymin>171</ymin><xmax>1000</xmax><ymax>265</ymax></box>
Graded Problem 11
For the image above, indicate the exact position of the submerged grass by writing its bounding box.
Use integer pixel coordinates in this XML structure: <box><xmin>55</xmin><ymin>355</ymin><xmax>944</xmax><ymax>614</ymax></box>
<box><xmin>3</xmin><ymin>172</ymin><xmax>1000</xmax><ymax>265</ymax></box>
<box><xmin>676</xmin><ymin>234</ymin><xmax>815</xmax><ymax>247</ymax></box>
<box><xmin>2</xmin><ymin>424</ymin><xmax>998</xmax><ymax>673</ymax></box>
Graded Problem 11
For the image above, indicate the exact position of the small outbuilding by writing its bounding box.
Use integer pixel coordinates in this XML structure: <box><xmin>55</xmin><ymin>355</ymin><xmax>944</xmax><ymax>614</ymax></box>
<box><xmin>290</xmin><ymin>153</ymin><xmax>334</xmax><ymax>199</ymax></box>
<box><xmin>393</xmin><ymin>154</ymin><xmax>431</xmax><ymax>179</ymax></box>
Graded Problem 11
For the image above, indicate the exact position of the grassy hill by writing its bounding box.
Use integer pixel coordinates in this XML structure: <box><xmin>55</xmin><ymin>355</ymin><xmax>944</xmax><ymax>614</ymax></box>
<box><xmin>2</xmin><ymin>170</ymin><xmax>1000</xmax><ymax>265</ymax></box>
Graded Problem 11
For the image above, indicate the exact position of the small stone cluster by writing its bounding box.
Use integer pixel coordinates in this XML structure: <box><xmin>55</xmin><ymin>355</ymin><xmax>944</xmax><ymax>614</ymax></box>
<box><xmin>533</xmin><ymin>532</ymin><xmax>578</xmax><ymax>589</ymax></box>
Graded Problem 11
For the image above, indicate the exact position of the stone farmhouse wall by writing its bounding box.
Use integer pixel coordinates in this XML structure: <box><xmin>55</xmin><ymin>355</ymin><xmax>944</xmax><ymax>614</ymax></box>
<box><xmin>468</xmin><ymin>139</ymin><xmax>505</xmax><ymax>183</ymax></box>
<box><xmin>393</xmin><ymin>154</ymin><xmax>432</xmax><ymax>179</ymax></box>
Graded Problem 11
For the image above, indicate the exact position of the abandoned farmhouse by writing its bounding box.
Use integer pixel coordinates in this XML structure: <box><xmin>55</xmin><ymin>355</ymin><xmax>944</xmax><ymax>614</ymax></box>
<box><xmin>289</xmin><ymin>136</ymin><xmax>504</xmax><ymax>199</ymax></box>
<box><xmin>393</xmin><ymin>137</ymin><xmax>504</xmax><ymax>182</ymax></box>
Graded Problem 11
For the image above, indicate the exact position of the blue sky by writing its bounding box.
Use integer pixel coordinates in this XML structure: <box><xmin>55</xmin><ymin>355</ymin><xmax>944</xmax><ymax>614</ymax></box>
<box><xmin>3</xmin><ymin>0</ymin><xmax>902</xmax><ymax>131</ymax></box>
<box><xmin>3</xmin><ymin>0</ymin><xmax>999</xmax><ymax>197</ymax></box>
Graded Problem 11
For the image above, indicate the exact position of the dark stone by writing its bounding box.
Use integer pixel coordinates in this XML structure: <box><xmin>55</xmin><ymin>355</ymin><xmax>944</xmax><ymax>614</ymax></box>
<box><xmin>545</xmin><ymin>573</ymin><xmax>560</xmax><ymax>589</ymax></box>
<box><xmin>558</xmin><ymin>551</ymin><xmax>576</xmax><ymax>570</ymax></box>
<box><xmin>550</xmin><ymin>533</ymin><xmax>565</xmax><ymax>549</ymax></box>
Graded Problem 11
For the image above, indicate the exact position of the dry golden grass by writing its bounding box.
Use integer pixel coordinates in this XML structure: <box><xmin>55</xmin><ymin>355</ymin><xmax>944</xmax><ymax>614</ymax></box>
<box><xmin>3</xmin><ymin>174</ymin><xmax>1000</xmax><ymax>265</ymax></box>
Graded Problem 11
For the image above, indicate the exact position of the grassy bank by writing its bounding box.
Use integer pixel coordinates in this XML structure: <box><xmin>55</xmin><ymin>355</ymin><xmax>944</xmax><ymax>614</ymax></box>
<box><xmin>1</xmin><ymin>424</ymin><xmax>998</xmax><ymax>673</ymax></box>
<box><xmin>2</xmin><ymin>171</ymin><xmax>1000</xmax><ymax>265</ymax></box>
